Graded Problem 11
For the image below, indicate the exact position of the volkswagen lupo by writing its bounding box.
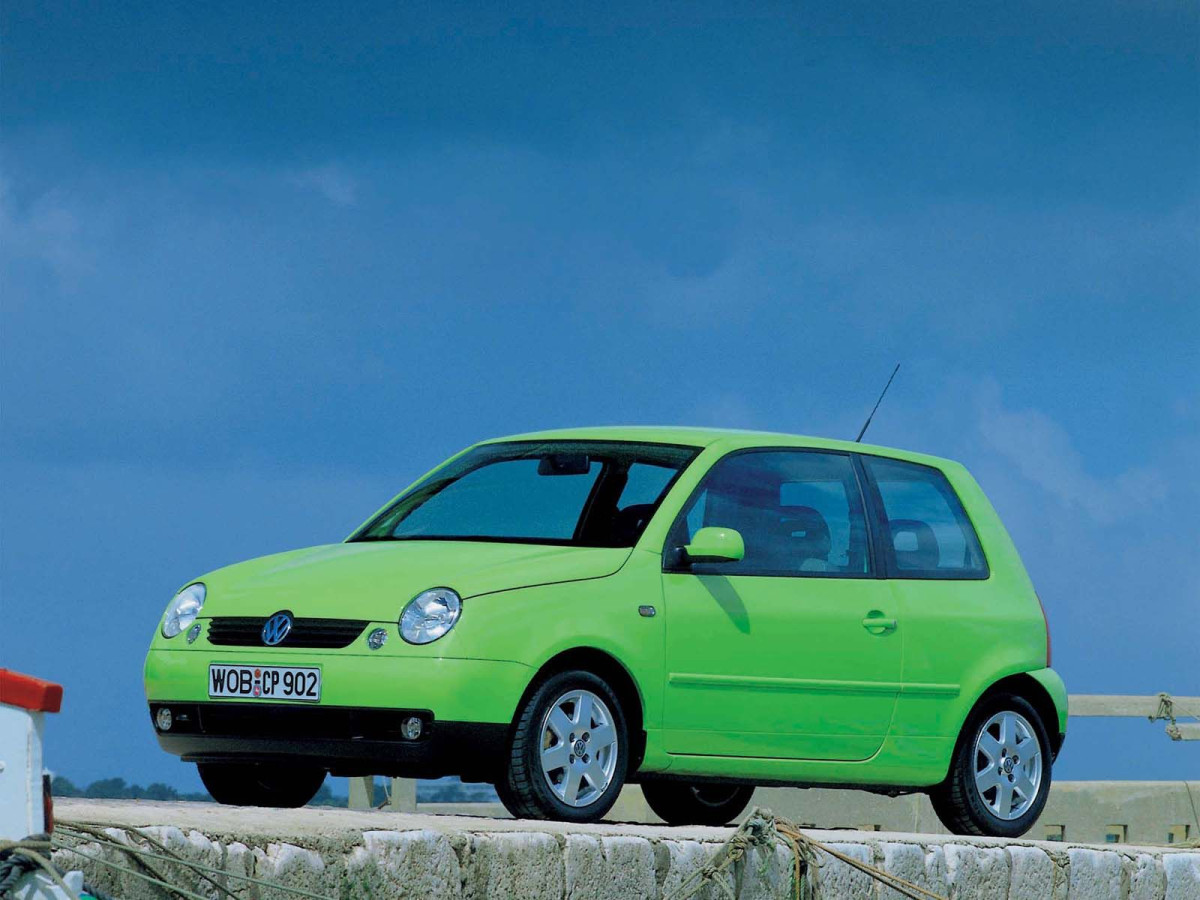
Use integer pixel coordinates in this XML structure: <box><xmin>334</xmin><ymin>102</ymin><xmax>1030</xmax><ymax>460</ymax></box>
<box><xmin>145</xmin><ymin>427</ymin><xmax>1066</xmax><ymax>836</ymax></box>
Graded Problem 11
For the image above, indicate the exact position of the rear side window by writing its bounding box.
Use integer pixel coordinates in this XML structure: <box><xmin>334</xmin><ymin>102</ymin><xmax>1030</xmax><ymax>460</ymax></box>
<box><xmin>864</xmin><ymin>457</ymin><xmax>988</xmax><ymax>579</ymax></box>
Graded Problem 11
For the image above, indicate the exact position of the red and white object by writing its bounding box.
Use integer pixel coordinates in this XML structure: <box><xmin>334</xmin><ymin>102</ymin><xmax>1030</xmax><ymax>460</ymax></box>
<box><xmin>0</xmin><ymin>669</ymin><xmax>63</xmax><ymax>840</ymax></box>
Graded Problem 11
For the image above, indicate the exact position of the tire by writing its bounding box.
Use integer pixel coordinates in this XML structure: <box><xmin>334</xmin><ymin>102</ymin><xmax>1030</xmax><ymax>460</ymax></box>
<box><xmin>641</xmin><ymin>781</ymin><xmax>756</xmax><ymax>826</ymax></box>
<box><xmin>499</xmin><ymin>669</ymin><xmax>629</xmax><ymax>822</ymax></box>
<box><xmin>493</xmin><ymin>772</ymin><xmax>536</xmax><ymax>819</ymax></box>
<box><xmin>930</xmin><ymin>692</ymin><xmax>1052</xmax><ymax>837</ymax></box>
<box><xmin>197</xmin><ymin>762</ymin><xmax>326</xmax><ymax>808</ymax></box>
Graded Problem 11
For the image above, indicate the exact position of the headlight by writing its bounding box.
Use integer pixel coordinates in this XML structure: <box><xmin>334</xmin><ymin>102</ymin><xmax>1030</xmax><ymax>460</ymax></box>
<box><xmin>162</xmin><ymin>583</ymin><xmax>206</xmax><ymax>638</ymax></box>
<box><xmin>399</xmin><ymin>587</ymin><xmax>461</xmax><ymax>644</ymax></box>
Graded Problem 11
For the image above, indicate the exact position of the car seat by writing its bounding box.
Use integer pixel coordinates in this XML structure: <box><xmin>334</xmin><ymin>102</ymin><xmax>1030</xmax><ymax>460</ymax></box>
<box><xmin>889</xmin><ymin>519</ymin><xmax>940</xmax><ymax>570</ymax></box>
<box><xmin>778</xmin><ymin>505</ymin><xmax>832</xmax><ymax>572</ymax></box>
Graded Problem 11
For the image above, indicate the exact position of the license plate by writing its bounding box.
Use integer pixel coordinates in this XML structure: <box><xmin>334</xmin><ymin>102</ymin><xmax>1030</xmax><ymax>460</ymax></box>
<box><xmin>208</xmin><ymin>664</ymin><xmax>321</xmax><ymax>702</ymax></box>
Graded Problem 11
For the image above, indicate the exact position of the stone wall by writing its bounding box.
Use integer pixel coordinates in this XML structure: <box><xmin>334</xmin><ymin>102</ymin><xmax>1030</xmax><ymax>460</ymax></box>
<box><xmin>51</xmin><ymin>800</ymin><xmax>1200</xmax><ymax>900</ymax></box>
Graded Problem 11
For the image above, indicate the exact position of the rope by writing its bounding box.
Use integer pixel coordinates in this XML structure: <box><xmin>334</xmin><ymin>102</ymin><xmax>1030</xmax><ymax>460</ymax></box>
<box><xmin>774</xmin><ymin>825</ymin><xmax>819</xmax><ymax>900</ymax></box>
<box><xmin>664</xmin><ymin>811</ymin><xmax>795</xmax><ymax>900</ymax></box>
<box><xmin>56</xmin><ymin>824</ymin><xmax>238</xmax><ymax>900</ymax></box>
<box><xmin>1152</xmin><ymin>692</ymin><xmax>1183</xmax><ymax>741</ymax></box>
<box><xmin>0</xmin><ymin>838</ymin><xmax>82</xmax><ymax>900</ymax></box>
<box><xmin>775</xmin><ymin>817</ymin><xmax>946</xmax><ymax>900</ymax></box>
<box><xmin>663</xmin><ymin>808</ymin><xmax>949</xmax><ymax>900</ymax></box>
<box><xmin>54</xmin><ymin>823</ymin><xmax>334</xmax><ymax>900</ymax></box>
<box><xmin>51</xmin><ymin>820</ymin><xmax>337</xmax><ymax>900</ymax></box>
<box><xmin>51</xmin><ymin>844</ymin><xmax>218</xmax><ymax>900</ymax></box>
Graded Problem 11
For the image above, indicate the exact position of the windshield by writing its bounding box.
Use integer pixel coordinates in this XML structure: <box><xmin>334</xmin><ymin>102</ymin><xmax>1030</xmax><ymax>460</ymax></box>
<box><xmin>351</xmin><ymin>440</ymin><xmax>701</xmax><ymax>547</ymax></box>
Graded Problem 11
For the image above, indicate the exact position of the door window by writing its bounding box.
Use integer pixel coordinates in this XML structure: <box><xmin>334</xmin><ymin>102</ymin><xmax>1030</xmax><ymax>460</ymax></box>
<box><xmin>863</xmin><ymin>456</ymin><xmax>988</xmax><ymax>579</ymax></box>
<box><xmin>668</xmin><ymin>450</ymin><xmax>871</xmax><ymax>577</ymax></box>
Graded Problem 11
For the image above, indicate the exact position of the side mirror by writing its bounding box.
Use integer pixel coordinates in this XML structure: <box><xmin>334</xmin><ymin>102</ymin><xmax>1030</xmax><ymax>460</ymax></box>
<box><xmin>682</xmin><ymin>527</ymin><xmax>745</xmax><ymax>564</ymax></box>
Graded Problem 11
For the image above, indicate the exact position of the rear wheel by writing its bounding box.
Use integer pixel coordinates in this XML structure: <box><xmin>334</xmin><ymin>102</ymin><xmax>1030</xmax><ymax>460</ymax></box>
<box><xmin>930</xmin><ymin>692</ymin><xmax>1052</xmax><ymax>837</ymax></box>
<box><xmin>641</xmin><ymin>781</ymin><xmax>755</xmax><ymax>826</ymax></box>
<box><xmin>197</xmin><ymin>762</ymin><xmax>326</xmax><ymax>808</ymax></box>
<box><xmin>499</xmin><ymin>670</ymin><xmax>628</xmax><ymax>823</ymax></box>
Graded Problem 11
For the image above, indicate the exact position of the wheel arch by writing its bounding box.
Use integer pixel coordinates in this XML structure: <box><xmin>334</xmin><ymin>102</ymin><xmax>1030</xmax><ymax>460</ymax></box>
<box><xmin>959</xmin><ymin>672</ymin><xmax>1065</xmax><ymax>763</ymax></box>
<box><xmin>517</xmin><ymin>646</ymin><xmax>647</xmax><ymax>773</ymax></box>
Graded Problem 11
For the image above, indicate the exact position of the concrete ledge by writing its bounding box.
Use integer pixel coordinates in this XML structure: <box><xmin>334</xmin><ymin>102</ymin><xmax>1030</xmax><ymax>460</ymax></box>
<box><xmin>52</xmin><ymin>799</ymin><xmax>1200</xmax><ymax>900</ymax></box>
<box><xmin>431</xmin><ymin>781</ymin><xmax>1200</xmax><ymax>847</ymax></box>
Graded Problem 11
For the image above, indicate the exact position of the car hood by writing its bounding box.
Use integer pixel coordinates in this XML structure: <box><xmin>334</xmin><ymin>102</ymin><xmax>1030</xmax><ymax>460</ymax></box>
<box><xmin>195</xmin><ymin>541</ymin><xmax>632</xmax><ymax>620</ymax></box>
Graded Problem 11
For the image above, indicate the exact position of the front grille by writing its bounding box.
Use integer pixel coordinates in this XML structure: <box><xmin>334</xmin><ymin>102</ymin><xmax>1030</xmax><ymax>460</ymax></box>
<box><xmin>206</xmin><ymin>616</ymin><xmax>368</xmax><ymax>649</ymax></box>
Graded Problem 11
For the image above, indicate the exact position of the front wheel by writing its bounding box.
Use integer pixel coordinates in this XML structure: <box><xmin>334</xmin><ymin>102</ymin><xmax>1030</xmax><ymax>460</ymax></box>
<box><xmin>498</xmin><ymin>670</ymin><xmax>628</xmax><ymax>822</ymax></box>
<box><xmin>197</xmin><ymin>762</ymin><xmax>326</xmax><ymax>808</ymax></box>
<box><xmin>930</xmin><ymin>692</ymin><xmax>1052</xmax><ymax>837</ymax></box>
<box><xmin>641</xmin><ymin>781</ymin><xmax>755</xmax><ymax>826</ymax></box>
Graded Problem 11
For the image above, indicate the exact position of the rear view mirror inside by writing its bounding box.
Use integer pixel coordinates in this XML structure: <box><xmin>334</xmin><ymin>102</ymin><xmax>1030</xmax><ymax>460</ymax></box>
<box><xmin>537</xmin><ymin>453</ymin><xmax>591</xmax><ymax>475</ymax></box>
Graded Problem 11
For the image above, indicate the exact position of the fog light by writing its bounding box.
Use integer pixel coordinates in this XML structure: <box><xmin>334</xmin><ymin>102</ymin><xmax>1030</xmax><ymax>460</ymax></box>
<box><xmin>186</xmin><ymin>623</ymin><xmax>201</xmax><ymax>644</ymax></box>
<box><xmin>366</xmin><ymin>628</ymin><xmax>388</xmax><ymax>650</ymax></box>
<box><xmin>401</xmin><ymin>716</ymin><xmax>423</xmax><ymax>740</ymax></box>
<box><xmin>155</xmin><ymin>708</ymin><xmax>173</xmax><ymax>732</ymax></box>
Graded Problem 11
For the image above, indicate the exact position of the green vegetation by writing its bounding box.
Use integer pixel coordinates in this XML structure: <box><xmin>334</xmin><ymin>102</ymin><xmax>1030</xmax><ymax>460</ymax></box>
<box><xmin>50</xmin><ymin>775</ymin><xmax>212</xmax><ymax>802</ymax></box>
<box><xmin>50</xmin><ymin>775</ymin><xmax>495</xmax><ymax>805</ymax></box>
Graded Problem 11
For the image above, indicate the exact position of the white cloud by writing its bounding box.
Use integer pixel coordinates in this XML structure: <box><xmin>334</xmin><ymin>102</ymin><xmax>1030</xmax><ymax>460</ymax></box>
<box><xmin>287</xmin><ymin>164</ymin><xmax>358</xmax><ymax>207</ymax></box>
<box><xmin>0</xmin><ymin>174</ymin><xmax>96</xmax><ymax>282</ymax></box>
<box><xmin>975</xmin><ymin>381</ymin><xmax>1166</xmax><ymax>523</ymax></box>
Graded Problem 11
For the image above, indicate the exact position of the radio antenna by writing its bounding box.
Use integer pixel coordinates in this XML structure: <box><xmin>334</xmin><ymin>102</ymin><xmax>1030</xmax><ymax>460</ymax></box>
<box><xmin>855</xmin><ymin>363</ymin><xmax>900</xmax><ymax>443</ymax></box>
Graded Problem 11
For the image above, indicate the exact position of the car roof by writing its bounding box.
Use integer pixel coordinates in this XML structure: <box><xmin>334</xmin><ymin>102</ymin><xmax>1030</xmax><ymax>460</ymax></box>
<box><xmin>481</xmin><ymin>425</ymin><xmax>962</xmax><ymax>471</ymax></box>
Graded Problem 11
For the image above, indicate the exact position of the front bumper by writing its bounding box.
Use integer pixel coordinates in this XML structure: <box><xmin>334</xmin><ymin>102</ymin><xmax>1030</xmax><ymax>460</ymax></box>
<box><xmin>149</xmin><ymin>701</ymin><xmax>507</xmax><ymax>779</ymax></box>
<box><xmin>145</xmin><ymin>648</ymin><xmax>532</xmax><ymax>779</ymax></box>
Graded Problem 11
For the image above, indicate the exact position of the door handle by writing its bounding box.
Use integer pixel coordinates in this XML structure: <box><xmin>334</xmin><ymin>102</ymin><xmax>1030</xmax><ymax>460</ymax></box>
<box><xmin>861</xmin><ymin>616</ymin><xmax>897</xmax><ymax>633</ymax></box>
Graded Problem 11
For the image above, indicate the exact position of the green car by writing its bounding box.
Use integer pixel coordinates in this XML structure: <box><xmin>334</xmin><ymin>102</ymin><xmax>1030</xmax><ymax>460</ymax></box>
<box><xmin>145</xmin><ymin>427</ymin><xmax>1066</xmax><ymax>836</ymax></box>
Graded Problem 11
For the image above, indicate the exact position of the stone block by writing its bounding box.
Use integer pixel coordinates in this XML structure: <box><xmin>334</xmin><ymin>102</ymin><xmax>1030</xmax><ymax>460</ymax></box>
<box><xmin>1008</xmin><ymin>845</ymin><xmax>1055</xmax><ymax>900</ymax></box>
<box><xmin>599</xmin><ymin>835</ymin><xmax>657</xmax><ymax>900</ymax></box>
<box><xmin>254</xmin><ymin>841</ymin><xmax>328</xmax><ymax>900</ymax></box>
<box><xmin>461</xmin><ymin>831</ymin><xmax>563</xmax><ymax>900</ymax></box>
<box><xmin>816</xmin><ymin>841</ymin><xmax>875</xmax><ymax>900</ymax></box>
<box><xmin>1164</xmin><ymin>852</ymin><xmax>1200</xmax><ymax>900</ymax></box>
<box><xmin>341</xmin><ymin>830</ymin><xmax>461</xmax><ymax>899</ymax></box>
<box><xmin>1067</xmin><ymin>847</ymin><xmax>1125</xmax><ymax>900</ymax></box>
<box><xmin>1127</xmin><ymin>853</ymin><xmax>1167</xmax><ymax>900</ymax></box>
<box><xmin>877</xmin><ymin>841</ymin><xmax>950</xmax><ymax>899</ymax></box>
<box><xmin>564</xmin><ymin>834</ymin><xmax>605</xmax><ymax>900</ymax></box>
<box><xmin>654</xmin><ymin>839</ymin><xmax>734</xmax><ymax>900</ymax></box>
<box><xmin>944</xmin><ymin>843</ymin><xmax>1009</xmax><ymax>900</ymax></box>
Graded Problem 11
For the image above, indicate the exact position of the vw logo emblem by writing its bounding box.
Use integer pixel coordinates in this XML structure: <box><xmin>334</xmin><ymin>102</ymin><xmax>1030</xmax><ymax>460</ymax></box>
<box><xmin>261</xmin><ymin>611</ymin><xmax>294</xmax><ymax>646</ymax></box>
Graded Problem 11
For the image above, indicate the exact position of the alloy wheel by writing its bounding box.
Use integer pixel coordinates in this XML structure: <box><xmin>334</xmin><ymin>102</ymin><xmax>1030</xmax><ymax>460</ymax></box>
<box><xmin>972</xmin><ymin>710</ymin><xmax>1043</xmax><ymax>820</ymax></box>
<box><xmin>538</xmin><ymin>688</ymin><xmax>619</xmax><ymax>807</ymax></box>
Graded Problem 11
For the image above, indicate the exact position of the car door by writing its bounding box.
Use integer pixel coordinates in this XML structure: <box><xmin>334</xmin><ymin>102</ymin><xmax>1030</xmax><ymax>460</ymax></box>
<box><xmin>857</xmin><ymin>455</ymin><xmax>997</xmax><ymax>731</ymax></box>
<box><xmin>660</xmin><ymin>448</ymin><xmax>902</xmax><ymax>761</ymax></box>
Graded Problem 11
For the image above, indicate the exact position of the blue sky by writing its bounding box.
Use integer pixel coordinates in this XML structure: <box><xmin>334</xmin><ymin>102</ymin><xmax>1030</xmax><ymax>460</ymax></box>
<box><xmin>2</xmin><ymin>2</ymin><xmax>1197</xmax><ymax>792</ymax></box>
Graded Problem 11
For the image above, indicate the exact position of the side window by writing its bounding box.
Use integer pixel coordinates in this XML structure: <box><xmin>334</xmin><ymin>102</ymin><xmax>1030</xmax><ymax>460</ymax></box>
<box><xmin>670</xmin><ymin>450</ymin><xmax>870</xmax><ymax>577</ymax></box>
<box><xmin>863</xmin><ymin>457</ymin><xmax>988</xmax><ymax>579</ymax></box>
<box><xmin>602</xmin><ymin>461</ymin><xmax>679</xmax><ymax>546</ymax></box>
<box><xmin>617</xmin><ymin>462</ymin><xmax>677</xmax><ymax>510</ymax></box>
